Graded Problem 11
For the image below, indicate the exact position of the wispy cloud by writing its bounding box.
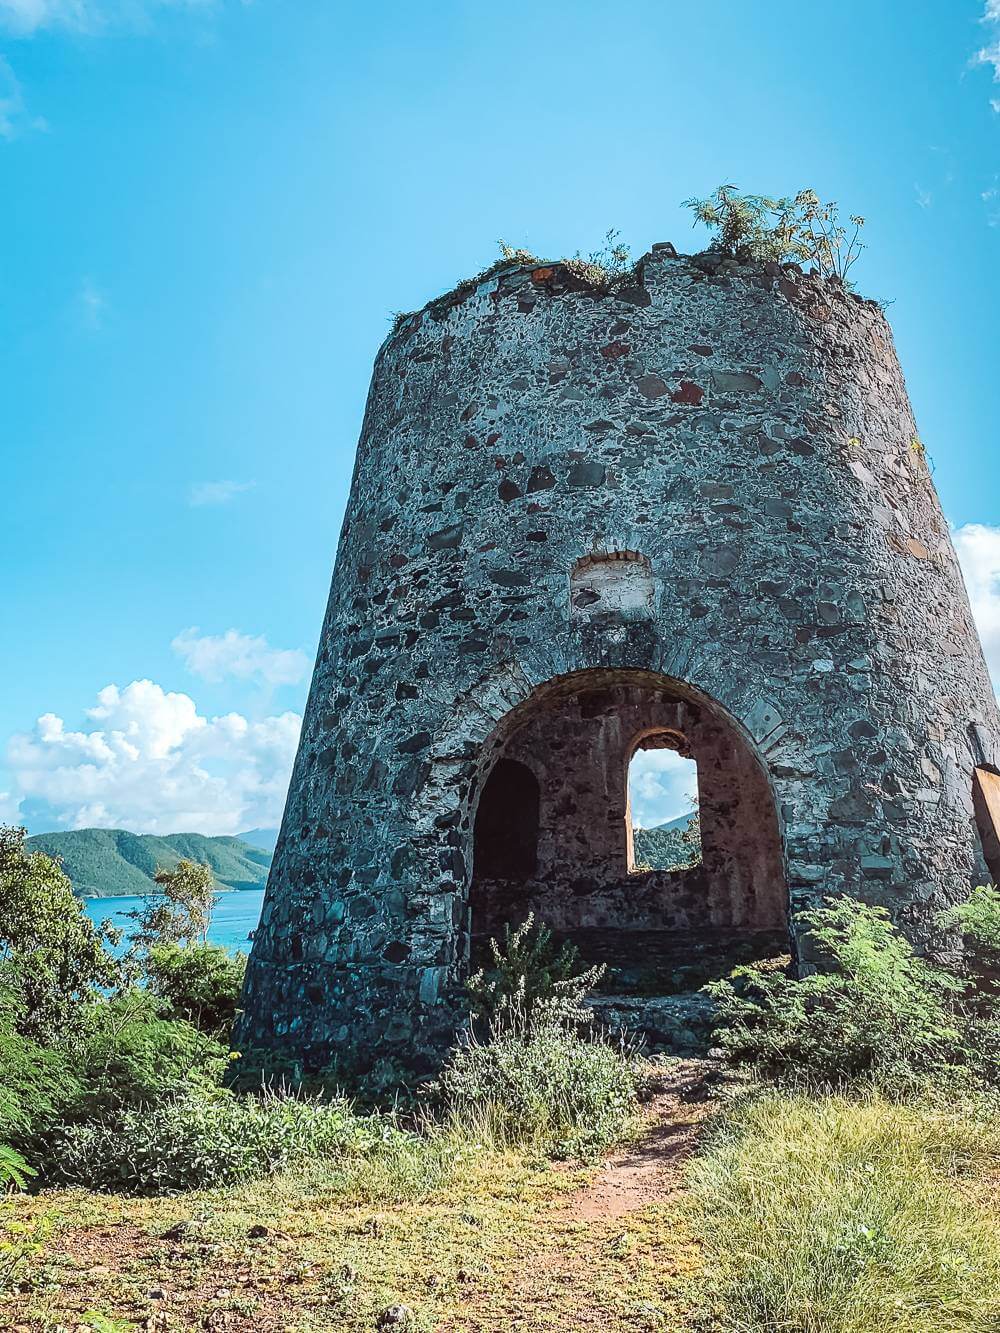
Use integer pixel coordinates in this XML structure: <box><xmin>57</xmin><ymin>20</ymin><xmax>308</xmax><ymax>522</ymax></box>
<box><xmin>0</xmin><ymin>54</ymin><xmax>46</xmax><ymax>139</ymax></box>
<box><xmin>914</xmin><ymin>183</ymin><xmax>933</xmax><ymax>210</ymax></box>
<box><xmin>172</xmin><ymin>627</ymin><xmax>310</xmax><ymax>688</ymax></box>
<box><xmin>76</xmin><ymin>275</ymin><xmax>107</xmax><ymax>331</ymax></box>
<box><xmin>974</xmin><ymin>1</ymin><xmax>1000</xmax><ymax>105</ymax></box>
<box><xmin>188</xmin><ymin>479</ymin><xmax>255</xmax><ymax>507</ymax></box>
<box><xmin>0</xmin><ymin>0</ymin><xmax>218</xmax><ymax>36</ymax></box>
<box><xmin>982</xmin><ymin>179</ymin><xmax>1000</xmax><ymax>227</ymax></box>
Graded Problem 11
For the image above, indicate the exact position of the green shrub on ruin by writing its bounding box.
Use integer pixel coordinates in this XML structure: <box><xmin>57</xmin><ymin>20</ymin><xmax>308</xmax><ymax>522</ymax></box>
<box><xmin>707</xmin><ymin>897</ymin><xmax>967</xmax><ymax>1090</ymax></box>
<box><xmin>683</xmin><ymin>184</ymin><xmax>865</xmax><ymax>282</ymax></box>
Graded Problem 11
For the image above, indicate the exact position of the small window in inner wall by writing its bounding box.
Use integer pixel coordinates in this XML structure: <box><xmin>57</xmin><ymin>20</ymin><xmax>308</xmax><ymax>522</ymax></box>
<box><xmin>628</xmin><ymin>737</ymin><xmax>702</xmax><ymax>872</ymax></box>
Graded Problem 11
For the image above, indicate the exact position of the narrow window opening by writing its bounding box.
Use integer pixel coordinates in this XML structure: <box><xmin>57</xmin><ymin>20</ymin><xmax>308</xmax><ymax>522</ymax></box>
<box><xmin>973</xmin><ymin>766</ymin><xmax>1000</xmax><ymax>885</ymax></box>
<box><xmin>473</xmin><ymin>757</ymin><xmax>539</xmax><ymax>881</ymax></box>
<box><xmin>628</xmin><ymin>737</ymin><xmax>701</xmax><ymax>872</ymax></box>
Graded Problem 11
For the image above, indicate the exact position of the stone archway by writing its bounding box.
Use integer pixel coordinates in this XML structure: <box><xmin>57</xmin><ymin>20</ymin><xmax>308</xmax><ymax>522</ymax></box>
<box><xmin>463</xmin><ymin>667</ymin><xmax>790</xmax><ymax>993</ymax></box>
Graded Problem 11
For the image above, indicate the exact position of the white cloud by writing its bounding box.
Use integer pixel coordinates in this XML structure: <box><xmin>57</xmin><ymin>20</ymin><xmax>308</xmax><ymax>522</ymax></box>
<box><xmin>628</xmin><ymin>749</ymin><xmax>698</xmax><ymax>830</ymax></box>
<box><xmin>5</xmin><ymin>678</ymin><xmax>301</xmax><ymax>835</ymax></box>
<box><xmin>0</xmin><ymin>54</ymin><xmax>46</xmax><ymax>139</ymax></box>
<box><xmin>954</xmin><ymin>523</ymin><xmax>1000</xmax><ymax>688</ymax></box>
<box><xmin>172</xmin><ymin>627</ymin><xmax>309</xmax><ymax>687</ymax></box>
<box><xmin>188</xmin><ymin>479</ymin><xmax>255</xmax><ymax>507</ymax></box>
<box><xmin>914</xmin><ymin>184</ymin><xmax>932</xmax><ymax>210</ymax></box>
<box><xmin>0</xmin><ymin>0</ymin><xmax>216</xmax><ymax>35</ymax></box>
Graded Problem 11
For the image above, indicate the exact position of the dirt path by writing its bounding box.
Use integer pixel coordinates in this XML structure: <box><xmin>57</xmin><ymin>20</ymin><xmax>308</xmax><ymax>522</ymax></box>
<box><xmin>566</xmin><ymin>1059</ymin><xmax>715</xmax><ymax>1221</ymax></box>
<box><xmin>441</xmin><ymin>1061</ymin><xmax>713</xmax><ymax>1330</ymax></box>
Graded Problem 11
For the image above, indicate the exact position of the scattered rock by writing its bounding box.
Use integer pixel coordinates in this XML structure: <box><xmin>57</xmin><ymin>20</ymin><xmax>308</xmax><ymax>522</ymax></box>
<box><xmin>377</xmin><ymin>1305</ymin><xmax>415</xmax><ymax>1329</ymax></box>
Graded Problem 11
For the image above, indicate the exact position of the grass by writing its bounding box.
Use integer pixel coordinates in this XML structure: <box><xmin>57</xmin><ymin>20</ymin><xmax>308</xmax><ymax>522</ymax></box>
<box><xmin>2</xmin><ymin>1124</ymin><xmax>695</xmax><ymax>1331</ymax></box>
<box><xmin>686</xmin><ymin>1090</ymin><xmax>1000</xmax><ymax>1333</ymax></box>
<box><xmin>7</xmin><ymin>1072</ymin><xmax>1000</xmax><ymax>1330</ymax></box>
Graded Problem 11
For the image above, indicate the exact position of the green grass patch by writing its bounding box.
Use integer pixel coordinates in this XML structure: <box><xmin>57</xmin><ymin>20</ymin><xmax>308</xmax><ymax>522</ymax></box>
<box><xmin>686</xmin><ymin>1090</ymin><xmax>1000</xmax><ymax>1332</ymax></box>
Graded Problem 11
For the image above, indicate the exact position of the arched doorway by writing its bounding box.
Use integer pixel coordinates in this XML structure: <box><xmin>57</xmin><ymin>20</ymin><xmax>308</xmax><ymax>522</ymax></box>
<box><xmin>467</xmin><ymin>668</ymin><xmax>789</xmax><ymax>993</ymax></box>
<box><xmin>473</xmin><ymin>758</ymin><xmax>540</xmax><ymax>881</ymax></box>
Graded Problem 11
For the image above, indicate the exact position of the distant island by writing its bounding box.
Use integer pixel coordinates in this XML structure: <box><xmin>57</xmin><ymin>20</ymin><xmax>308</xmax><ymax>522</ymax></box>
<box><xmin>25</xmin><ymin>827</ymin><xmax>278</xmax><ymax>898</ymax></box>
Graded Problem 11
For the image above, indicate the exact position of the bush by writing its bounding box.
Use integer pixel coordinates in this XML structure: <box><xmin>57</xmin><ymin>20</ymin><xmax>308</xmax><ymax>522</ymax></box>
<box><xmin>436</xmin><ymin>1024</ymin><xmax>639</xmax><ymax>1159</ymax></box>
<box><xmin>939</xmin><ymin>885</ymin><xmax>1000</xmax><ymax>956</ymax></box>
<box><xmin>682</xmin><ymin>184</ymin><xmax>865</xmax><ymax>283</ymax></box>
<box><xmin>0</xmin><ymin>1022</ymin><xmax>81</xmax><ymax>1145</ymax></box>
<box><xmin>687</xmin><ymin>1092</ymin><xmax>1000</xmax><ymax>1332</ymax></box>
<box><xmin>468</xmin><ymin>913</ymin><xmax>606</xmax><ymax>1034</ymax></box>
<box><xmin>707</xmin><ymin>898</ymin><xmax>966</xmax><ymax>1090</ymax></box>
<box><xmin>46</xmin><ymin>1088</ymin><xmax>379</xmax><ymax>1194</ymax></box>
<box><xmin>63</xmin><ymin>992</ymin><xmax>228</xmax><ymax>1126</ymax></box>
<box><xmin>0</xmin><ymin>990</ymin><xmax>227</xmax><ymax>1168</ymax></box>
<box><xmin>145</xmin><ymin>942</ymin><xmax>247</xmax><ymax>1037</ymax></box>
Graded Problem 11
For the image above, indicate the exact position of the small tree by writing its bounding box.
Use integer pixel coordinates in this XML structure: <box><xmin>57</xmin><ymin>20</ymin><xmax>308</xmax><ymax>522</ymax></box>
<box><xmin>683</xmin><ymin>185</ymin><xmax>865</xmax><ymax>285</ymax></box>
<box><xmin>0</xmin><ymin>826</ymin><xmax>119</xmax><ymax>1042</ymax></box>
<box><xmin>145</xmin><ymin>942</ymin><xmax>246</xmax><ymax>1037</ymax></box>
<box><xmin>128</xmin><ymin>859</ymin><xmax>216</xmax><ymax>950</ymax></box>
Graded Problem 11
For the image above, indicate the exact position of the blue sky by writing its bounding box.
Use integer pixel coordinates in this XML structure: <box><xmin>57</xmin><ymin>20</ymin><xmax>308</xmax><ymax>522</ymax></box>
<box><xmin>2</xmin><ymin>0</ymin><xmax>999</xmax><ymax>835</ymax></box>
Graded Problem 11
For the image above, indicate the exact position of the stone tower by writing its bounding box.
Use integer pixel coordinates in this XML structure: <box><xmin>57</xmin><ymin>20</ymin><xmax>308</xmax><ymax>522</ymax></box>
<box><xmin>238</xmin><ymin>245</ymin><xmax>1000</xmax><ymax>1077</ymax></box>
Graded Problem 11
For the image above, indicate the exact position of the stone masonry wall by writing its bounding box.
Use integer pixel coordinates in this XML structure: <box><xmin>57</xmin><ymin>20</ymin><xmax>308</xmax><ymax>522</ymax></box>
<box><xmin>238</xmin><ymin>244</ymin><xmax>1000</xmax><ymax>1079</ymax></box>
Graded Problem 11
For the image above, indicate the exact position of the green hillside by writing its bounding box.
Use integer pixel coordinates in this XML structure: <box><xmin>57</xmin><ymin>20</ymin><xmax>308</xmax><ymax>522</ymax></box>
<box><xmin>25</xmin><ymin>828</ymin><xmax>272</xmax><ymax>899</ymax></box>
<box><xmin>633</xmin><ymin>811</ymin><xmax>700</xmax><ymax>871</ymax></box>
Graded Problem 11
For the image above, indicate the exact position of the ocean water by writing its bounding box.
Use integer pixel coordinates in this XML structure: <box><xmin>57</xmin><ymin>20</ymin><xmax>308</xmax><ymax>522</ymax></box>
<box><xmin>84</xmin><ymin>889</ymin><xmax>264</xmax><ymax>955</ymax></box>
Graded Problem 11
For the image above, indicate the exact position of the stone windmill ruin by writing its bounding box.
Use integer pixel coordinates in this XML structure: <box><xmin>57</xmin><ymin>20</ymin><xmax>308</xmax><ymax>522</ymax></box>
<box><xmin>238</xmin><ymin>243</ymin><xmax>1000</xmax><ymax>1077</ymax></box>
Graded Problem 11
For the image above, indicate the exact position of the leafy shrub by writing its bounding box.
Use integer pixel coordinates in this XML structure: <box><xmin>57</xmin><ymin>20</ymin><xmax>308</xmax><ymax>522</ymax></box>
<box><xmin>1</xmin><ymin>989</ymin><xmax>227</xmax><ymax>1166</ymax></box>
<box><xmin>468</xmin><ymin>913</ymin><xmax>606</xmax><ymax>1034</ymax></box>
<box><xmin>707</xmin><ymin>898</ymin><xmax>966</xmax><ymax>1089</ymax></box>
<box><xmin>683</xmin><ymin>184</ymin><xmax>865</xmax><ymax>283</ymax></box>
<box><xmin>46</xmin><ymin>1088</ymin><xmax>378</xmax><ymax>1194</ymax></box>
<box><xmin>145</xmin><ymin>942</ymin><xmax>247</xmax><ymax>1037</ymax></box>
<box><xmin>64</xmin><ymin>991</ymin><xmax>228</xmax><ymax>1125</ymax></box>
<box><xmin>0</xmin><ymin>826</ymin><xmax>119</xmax><ymax>1042</ymax></box>
<box><xmin>0</xmin><ymin>1021</ymin><xmax>81</xmax><ymax>1145</ymax></box>
<box><xmin>436</xmin><ymin>1024</ymin><xmax>639</xmax><ymax>1159</ymax></box>
<box><xmin>687</xmin><ymin>1092</ymin><xmax>1000</xmax><ymax>1333</ymax></box>
<box><xmin>939</xmin><ymin>885</ymin><xmax>1000</xmax><ymax>956</ymax></box>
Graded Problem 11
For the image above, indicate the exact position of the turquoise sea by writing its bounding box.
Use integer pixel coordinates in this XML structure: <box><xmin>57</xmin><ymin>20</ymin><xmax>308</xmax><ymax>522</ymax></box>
<box><xmin>84</xmin><ymin>889</ymin><xmax>264</xmax><ymax>955</ymax></box>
